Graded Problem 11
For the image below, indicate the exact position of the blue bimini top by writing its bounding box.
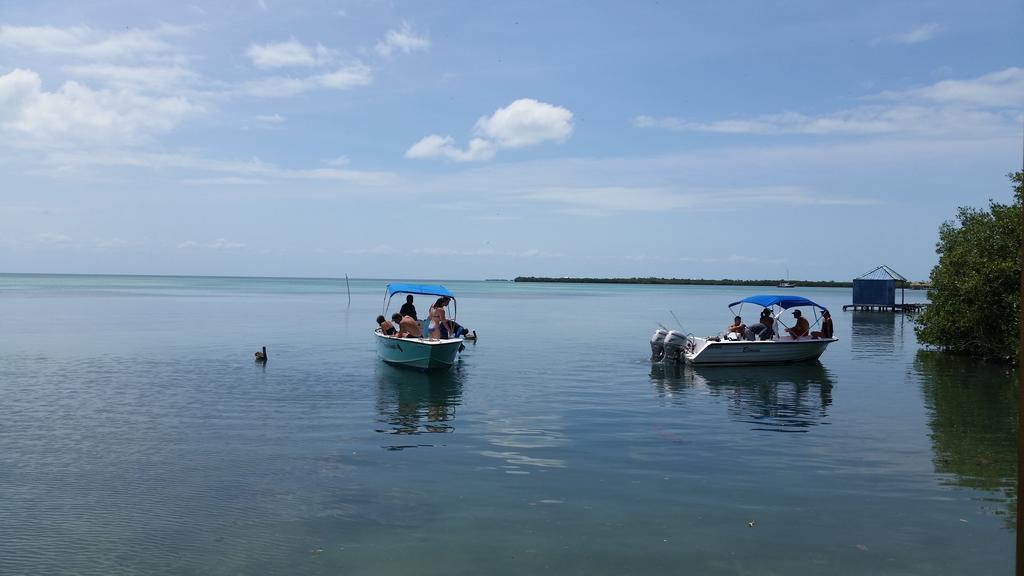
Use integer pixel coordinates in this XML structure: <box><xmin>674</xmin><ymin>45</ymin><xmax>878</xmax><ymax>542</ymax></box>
<box><xmin>727</xmin><ymin>294</ymin><xmax>827</xmax><ymax>311</ymax></box>
<box><xmin>383</xmin><ymin>283</ymin><xmax>457</xmax><ymax>317</ymax></box>
<box><xmin>386</xmin><ymin>283</ymin><xmax>455</xmax><ymax>298</ymax></box>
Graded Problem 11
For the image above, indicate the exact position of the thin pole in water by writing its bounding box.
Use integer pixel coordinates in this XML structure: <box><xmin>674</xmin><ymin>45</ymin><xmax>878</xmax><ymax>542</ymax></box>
<box><xmin>1016</xmin><ymin>120</ymin><xmax>1023</xmax><ymax>576</ymax></box>
<box><xmin>345</xmin><ymin>274</ymin><xmax>351</xmax><ymax>307</ymax></box>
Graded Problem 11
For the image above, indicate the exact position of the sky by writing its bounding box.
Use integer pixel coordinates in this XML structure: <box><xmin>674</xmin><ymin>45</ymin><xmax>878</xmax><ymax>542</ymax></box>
<box><xmin>1</xmin><ymin>0</ymin><xmax>1021</xmax><ymax>281</ymax></box>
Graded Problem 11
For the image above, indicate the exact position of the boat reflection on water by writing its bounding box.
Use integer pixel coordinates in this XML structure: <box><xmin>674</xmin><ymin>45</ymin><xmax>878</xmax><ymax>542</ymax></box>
<box><xmin>375</xmin><ymin>363</ymin><xmax>465</xmax><ymax>449</ymax></box>
<box><xmin>650</xmin><ymin>362</ymin><xmax>834</xmax><ymax>432</ymax></box>
<box><xmin>915</xmin><ymin>350</ymin><xmax>1016</xmax><ymax>526</ymax></box>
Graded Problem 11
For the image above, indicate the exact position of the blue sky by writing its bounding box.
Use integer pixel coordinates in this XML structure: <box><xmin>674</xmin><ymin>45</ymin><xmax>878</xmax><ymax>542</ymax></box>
<box><xmin>1</xmin><ymin>0</ymin><xmax>1021</xmax><ymax>281</ymax></box>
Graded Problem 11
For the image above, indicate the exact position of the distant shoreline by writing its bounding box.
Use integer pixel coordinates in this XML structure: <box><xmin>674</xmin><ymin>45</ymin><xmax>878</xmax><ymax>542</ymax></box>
<box><xmin>514</xmin><ymin>276</ymin><xmax>931</xmax><ymax>289</ymax></box>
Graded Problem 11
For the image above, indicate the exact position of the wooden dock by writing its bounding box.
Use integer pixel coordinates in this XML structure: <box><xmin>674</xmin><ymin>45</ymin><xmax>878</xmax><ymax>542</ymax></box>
<box><xmin>842</xmin><ymin>303</ymin><xmax>926</xmax><ymax>312</ymax></box>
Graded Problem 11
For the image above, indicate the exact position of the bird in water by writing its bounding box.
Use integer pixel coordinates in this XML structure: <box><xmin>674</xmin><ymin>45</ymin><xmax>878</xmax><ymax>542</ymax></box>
<box><xmin>254</xmin><ymin>346</ymin><xmax>267</xmax><ymax>363</ymax></box>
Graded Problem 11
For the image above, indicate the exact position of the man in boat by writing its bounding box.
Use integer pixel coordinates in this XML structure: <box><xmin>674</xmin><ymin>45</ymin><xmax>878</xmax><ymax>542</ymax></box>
<box><xmin>399</xmin><ymin>295</ymin><xmax>417</xmax><ymax>320</ymax></box>
<box><xmin>811</xmin><ymin>310</ymin><xmax>833</xmax><ymax>339</ymax></box>
<box><xmin>393</xmin><ymin>312</ymin><xmax>423</xmax><ymax>338</ymax></box>
<box><xmin>727</xmin><ymin>316</ymin><xmax>748</xmax><ymax>340</ymax></box>
<box><xmin>377</xmin><ymin>314</ymin><xmax>397</xmax><ymax>336</ymax></box>
<box><xmin>785</xmin><ymin>309</ymin><xmax>810</xmax><ymax>339</ymax></box>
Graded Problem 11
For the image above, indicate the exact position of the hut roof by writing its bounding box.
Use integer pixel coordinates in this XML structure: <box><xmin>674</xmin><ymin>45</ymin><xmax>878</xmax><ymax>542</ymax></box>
<box><xmin>855</xmin><ymin>265</ymin><xmax>907</xmax><ymax>282</ymax></box>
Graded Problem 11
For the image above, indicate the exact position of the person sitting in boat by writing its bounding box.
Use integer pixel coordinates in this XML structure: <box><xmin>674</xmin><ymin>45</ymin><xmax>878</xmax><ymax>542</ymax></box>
<box><xmin>393</xmin><ymin>312</ymin><xmax>422</xmax><ymax>338</ymax></box>
<box><xmin>377</xmin><ymin>314</ymin><xmax>397</xmax><ymax>336</ymax></box>
<box><xmin>726</xmin><ymin>316</ymin><xmax>748</xmax><ymax>340</ymax></box>
<box><xmin>399</xmin><ymin>294</ymin><xmax>418</xmax><ymax>320</ymax></box>
<box><xmin>811</xmin><ymin>310</ymin><xmax>833</xmax><ymax>339</ymax></box>
<box><xmin>429</xmin><ymin>297</ymin><xmax>451</xmax><ymax>338</ymax></box>
<box><xmin>748</xmin><ymin>308</ymin><xmax>775</xmax><ymax>340</ymax></box>
<box><xmin>785</xmin><ymin>309</ymin><xmax>810</xmax><ymax>339</ymax></box>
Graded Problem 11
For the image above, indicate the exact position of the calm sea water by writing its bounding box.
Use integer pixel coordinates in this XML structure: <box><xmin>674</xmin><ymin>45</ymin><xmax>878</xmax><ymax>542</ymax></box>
<box><xmin>0</xmin><ymin>274</ymin><xmax>1015</xmax><ymax>575</ymax></box>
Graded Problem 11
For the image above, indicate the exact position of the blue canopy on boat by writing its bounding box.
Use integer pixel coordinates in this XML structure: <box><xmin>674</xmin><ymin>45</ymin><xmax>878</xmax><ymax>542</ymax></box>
<box><xmin>728</xmin><ymin>295</ymin><xmax>827</xmax><ymax>310</ymax></box>
<box><xmin>386</xmin><ymin>283</ymin><xmax>455</xmax><ymax>298</ymax></box>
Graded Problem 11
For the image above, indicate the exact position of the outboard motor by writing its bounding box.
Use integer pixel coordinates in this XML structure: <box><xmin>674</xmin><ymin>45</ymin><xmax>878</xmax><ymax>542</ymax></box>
<box><xmin>650</xmin><ymin>328</ymin><xmax>668</xmax><ymax>361</ymax></box>
<box><xmin>663</xmin><ymin>330</ymin><xmax>689</xmax><ymax>362</ymax></box>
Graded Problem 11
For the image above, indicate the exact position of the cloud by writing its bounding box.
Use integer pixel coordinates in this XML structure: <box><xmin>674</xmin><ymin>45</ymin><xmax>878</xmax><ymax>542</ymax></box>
<box><xmin>635</xmin><ymin>67</ymin><xmax>1023</xmax><ymax>138</ymax></box>
<box><xmin>344</xmin><ymin>244</ymin><xmax>563</xmax><ymax>258</ymax></box>
<box><xmin>32</xmin><ymin>232</ymin><xmax>73</xmax><ymax>245</ymax></box>
<box><xmin>475</xmin><ymin>99</ymin><xmax>574</xmax><ymax>147</ymax></box>
<box><xmin>406</xmin><ymin>99</ymin><xmax>573</xmax><ymax>162</ymax></box>
<box><xmin>0</xmin><ymin>24</ymin><xmax>190</xmax><ymax>62</ymax></box>
<box><xmin>0</xmin><ymin>68</ymin><xmax>202</xmax><ymax>144</ymax></box>
<box><xmin>253</xmin><ymin>113</ymin><xmax>286</xmax><ymax>124</ymax></box>
<box><xmin>874</xmin><ymin>23</ymin><xmax>944</xmax><ymax>46</ymax></box>
<box><xmin>41</xmin><ymin>149</ymin><xmax>400</xmax><ymax>187</ymax></box>
<box><xmin>246</xmin><ymin>39</ymin><xmax>335</xmax><ymax>68</ymax></box>
<box><xmin>323</xmin><ymin>155</ymin><xmax>350</xmax><ymax>166</ymax></box>
<box><xmin>242</xmin><ymin>63</ymin><xmax>372</xmax><ymax>97</ymax></box>
<box><xmin>518</xmin><ymin>185</ymin><xmax>876</xmax><ymax>215</ymax></box>
<box><xmin>63</xmin><ymin>63</ymin><xmax>199</xmax><ymax>91</ymax></box>
<box><xmin>876</xmin><ymin>66</ymin><xmax>1024</xmax><ymax>108</ymax></box>
<box><xmin>177</xmin><ymin>238</ymin><xmax>245</xmax><ymax>250</ymax></box>
<box><xmin>406</xmin><ymin>135</ymin><xmax>497</xmax><ymax>162</ymax></box>
<box><xmin>376</xmin><ymin>22</ymin><xmax>430</xmax><ymax>57</ymax></box>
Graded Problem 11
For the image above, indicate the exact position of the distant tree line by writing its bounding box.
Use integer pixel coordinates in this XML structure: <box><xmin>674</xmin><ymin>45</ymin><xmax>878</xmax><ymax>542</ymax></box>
<box><xmin>513</xmin><ymin>277</ymin><xmax>855</xmax><ymax>288</ymax></box>
<box><xmin>914</xmin><ymin>171</ymin><xmax>1021</xmax><ymax>363</ymax></box>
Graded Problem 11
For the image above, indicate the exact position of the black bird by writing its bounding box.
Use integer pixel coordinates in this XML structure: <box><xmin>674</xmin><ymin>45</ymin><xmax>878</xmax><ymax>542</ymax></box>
<box><xmin>254</xmin><ymin>346</ymin><xmax>267</xmax><ymax>362</ymax></box>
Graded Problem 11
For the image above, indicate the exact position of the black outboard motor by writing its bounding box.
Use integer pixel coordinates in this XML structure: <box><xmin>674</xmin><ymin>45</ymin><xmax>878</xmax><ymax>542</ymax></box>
<box><xmin>663</xmin><ymin>330</ymin><xmax>689</xmax><ymax>362</ymax></box>
<box><xmin>650</xmin><ymin>328</ymin><xmax>668</xmax><ymax>361</ymax></box>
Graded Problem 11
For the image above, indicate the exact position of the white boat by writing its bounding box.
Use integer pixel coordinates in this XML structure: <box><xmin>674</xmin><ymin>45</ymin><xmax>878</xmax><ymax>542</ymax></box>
<box><xmin>651</xmin><ymin>295</ymin><xmax>837</xmax><ymax>366</ymax></box>
<box><xmin>375</xmin><ymin>283</ymin><xmax>464</xmax><ymax>371</ymax></box>
<box><xmin>777</xmin><ymin>269</ymin><xmax>796</xmax><ymax>288</ymax></box>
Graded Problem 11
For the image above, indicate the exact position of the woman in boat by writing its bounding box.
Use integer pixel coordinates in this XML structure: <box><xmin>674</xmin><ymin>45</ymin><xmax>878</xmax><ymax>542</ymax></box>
<box><xmin>811</xmin><ymin>310</ymin><xmax>833</xmax><ymax>339</ymax></box>
<box><xmin>748</xmin><ymin>308</ymin><xmax>775</xmax><ymax>340</ymax></box>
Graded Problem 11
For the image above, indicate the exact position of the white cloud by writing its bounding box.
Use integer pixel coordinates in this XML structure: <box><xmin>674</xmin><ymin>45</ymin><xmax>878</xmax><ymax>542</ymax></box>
<box><xmin>0</xmin><ymin>24</ymin><xmax>190</xmax><ymax>62</ymax></box>
<box><xmin>316</xmin><ymin>64</ymin><xmax>372</xmax><ymax>89</ymax></box>
<box><xmin>178</xmin><ymin>238</ymin><xmax>246</xmax><ymax>250</ymax></box>
<box><xmin>41</xmin><ymin>149</ymin><xmax>400</xmax><ymax>187</ymax></box>
<box><xmin>323</xmin><ymin>155</ymin><xmax>350</xmax><ymax>166</ymax></box>
<box><xmin>344</xmin><ymin>244</ymin><xmax>562</xmax><ymax>258</ymax></box>
<box><xmin>32</xmin><ymin>232</ymin><xmax>73</xmax><ymax>245</ymax></box>
<box><xmin>635</xmin><ymin>67</ymin><xmax>1023</xmax><ymax>138</ymax></box>
<box><xmin>406</xmin><ymin>135</ymin><xmax>496</xmax><ymax>162</ymax></box>
<box><xmin>63</xmin><ymin>63</ymin><xmax>199</xmax><ymax>91</ymax></box>
<box><xmin>0</xmin><ymin>68</ymin><xmax>202</xmax><ymax>144</ymax></box>
<box><xmin>877</xmin><ymin>67</ymin><xmax>1024</xmax><ymax>108</ymax></box>
<box><xmin>874</xmin><ymin>23</ymin><xmax>945</xmax><ymax>46</ymax></box>
<box><xmin>511</xmin><ymin>183</ymin><xmax>882</xmax><ymax>217</ymax></box>
<box><xmin>242</xmin><ymin>64</ymin><xmax>372</xmax><ymax>97</ymax></box>
<box><xmin>95</xmin><ymin>238</ymin><xmax>134</xmax><ymax>249</ymax></box>
<box><xmin>406</xmin><ymin>99</ymin><xmax>573</xmax><ymax>162</ymax></box>
<box><xmin>253</xmin><ymin>113</ymin><xmax>286</xmax><ymax>124</ymax></box>
<box><xmin>376</xmin><ymin>22</ymin><xmax>430</xmax><ymax>57</ymax></box>
<box><xmin>247</xmin><ymin>40</ymin><xmax>318</xmax><ymax>68</ymax></box>
<box><xmin>242</xmin><ymin>76</ymin><xmax>312</xmax><ymax>98</ymax></box>
<box><xmin>474</xmin><ymin>99</ymin><xmax>574</xmax><ymax>148</ymax></box>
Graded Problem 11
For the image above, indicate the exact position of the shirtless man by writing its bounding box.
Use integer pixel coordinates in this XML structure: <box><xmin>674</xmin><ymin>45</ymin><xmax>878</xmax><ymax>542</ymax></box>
<box><xmin>393</xmin><ymin>312</ymin><xmax>422</xmax><ymax>338</ymax></box>
<box><xmin>785</xmin><ymin>309</ymin><xmax>810</xmax><ymax>339</ymax></box>
<box><xmin>727</xmin><ymin>316</ymin><xmax>748</xmax><ymax>340</ymax></box>
<box><xmin>377</xmin><ymin>314</ymin><xmax>396</xmax><ymax>335</ymax></box>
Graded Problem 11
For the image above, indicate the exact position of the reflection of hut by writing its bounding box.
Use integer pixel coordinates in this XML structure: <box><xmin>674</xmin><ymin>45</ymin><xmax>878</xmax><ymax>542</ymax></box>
<box><xmin>844</xmin><ymin>265</ymin><xmax>921</xmax><ymax>312</ymax></box>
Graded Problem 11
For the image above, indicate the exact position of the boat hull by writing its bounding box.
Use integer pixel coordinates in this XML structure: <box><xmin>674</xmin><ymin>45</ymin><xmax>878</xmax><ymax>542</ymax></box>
<box><xmin>375</xmin><ymin>332</ymin><xmax>463</xmax><ymax>371</ymax></box>
<box><xmin>684</xmin><ymin>337</ymin><xmax>836</xmax><ymax>366</ymax></box>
